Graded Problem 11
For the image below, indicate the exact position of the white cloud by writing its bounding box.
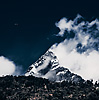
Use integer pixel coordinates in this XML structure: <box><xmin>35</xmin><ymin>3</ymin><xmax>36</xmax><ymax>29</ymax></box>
<box><xmin>51</xmin><ymin>14</ymin><xmax>99</xmax><ymax>82</ymax></box>
<box><xmin>0</xmin><ymin>56</ymin><xmax>22</xmax><ymax>76</ymax></box>
<box><xmin>55</xmin><ymin>18</ymin><xmax>73</xmax><ymax>36</ymax></box>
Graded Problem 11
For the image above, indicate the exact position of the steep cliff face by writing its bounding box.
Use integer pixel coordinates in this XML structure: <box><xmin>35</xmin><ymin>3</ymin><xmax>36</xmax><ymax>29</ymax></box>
<box><xmin>25</xmin><ymin>50</ymin><xmax>84</xmax><ymax>83</ymax></box>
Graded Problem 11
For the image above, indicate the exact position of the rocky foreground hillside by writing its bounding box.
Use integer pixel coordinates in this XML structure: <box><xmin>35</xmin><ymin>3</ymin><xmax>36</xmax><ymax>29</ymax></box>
<box><xmin>0</xmin><ymin>76</ymin><xmax>99</xmax><ymax>100</ymax></box>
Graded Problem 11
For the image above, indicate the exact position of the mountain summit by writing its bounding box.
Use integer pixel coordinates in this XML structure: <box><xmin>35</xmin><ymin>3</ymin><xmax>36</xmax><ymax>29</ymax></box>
<box><xmin>25</xmin><ymin>50</ymin><xmax>84</xmax><ymax>83</ymax></box>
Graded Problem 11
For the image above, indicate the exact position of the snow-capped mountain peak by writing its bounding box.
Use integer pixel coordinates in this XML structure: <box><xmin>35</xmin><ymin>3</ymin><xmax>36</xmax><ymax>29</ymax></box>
<box><xmin>25</xmin><ymin>50</ymin><xmax>84</xmax><ymax>83</ymax></box>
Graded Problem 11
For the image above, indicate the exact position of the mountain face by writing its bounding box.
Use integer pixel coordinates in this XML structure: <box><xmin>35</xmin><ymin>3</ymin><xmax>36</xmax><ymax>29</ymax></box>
<box><xmin>25</xmin><ymin>50</ymin><xmax>84</xmax><ymax>83</ymax></box>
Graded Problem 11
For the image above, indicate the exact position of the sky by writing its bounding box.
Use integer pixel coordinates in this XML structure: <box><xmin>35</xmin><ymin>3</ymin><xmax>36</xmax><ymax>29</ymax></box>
<box><xmin>0</xmin><ymin>1</ymin><xmax>99</xmax><ymax>78</ymax></box>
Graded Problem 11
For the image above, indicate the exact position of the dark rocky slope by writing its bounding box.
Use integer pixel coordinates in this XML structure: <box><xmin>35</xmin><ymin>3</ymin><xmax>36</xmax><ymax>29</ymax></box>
<box><xmin>0</xmin><ymin>75</ymin><xmax>99</xmax><ymax>100</ymax></box>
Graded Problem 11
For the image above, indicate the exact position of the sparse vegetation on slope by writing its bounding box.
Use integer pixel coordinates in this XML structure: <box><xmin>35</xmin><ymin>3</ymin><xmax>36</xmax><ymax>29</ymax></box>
<box><xmin>0</xmin><ymin>75</ymin><xmax>99</xmax><ymax>100</ymax></box>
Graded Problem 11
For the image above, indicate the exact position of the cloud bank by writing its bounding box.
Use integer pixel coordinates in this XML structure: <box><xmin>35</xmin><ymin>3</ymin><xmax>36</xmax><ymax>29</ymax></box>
<box><xmin>0</xmin><ymin>56</ymin><xmax>22</xmax><ymax>76</ymax></box>
<box><xmin>51</xmin><ymin>14</ymin><xmax>99</xmax><ymax>82</ymax></box>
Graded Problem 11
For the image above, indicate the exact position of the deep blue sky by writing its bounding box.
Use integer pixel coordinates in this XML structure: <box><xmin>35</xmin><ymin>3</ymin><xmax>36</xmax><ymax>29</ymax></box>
<box><xmin>0</xmin><ymin>1</ymin><xmax>99</xmax><ymax>73</ymax></box>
